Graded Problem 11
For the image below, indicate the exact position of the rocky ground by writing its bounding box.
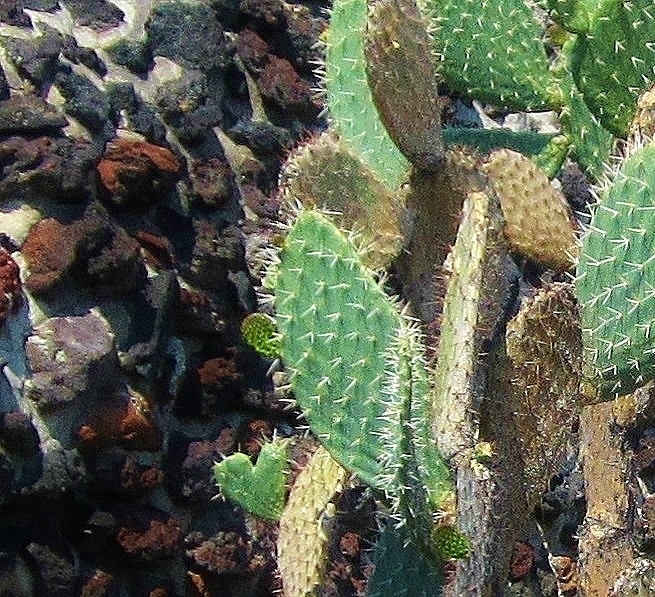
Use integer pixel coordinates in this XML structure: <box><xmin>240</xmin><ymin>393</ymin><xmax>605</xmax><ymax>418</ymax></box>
<box><xmin>0</xmin><ymin>0</ymin><xmax>338</xmax><ymax>595</ymax></box>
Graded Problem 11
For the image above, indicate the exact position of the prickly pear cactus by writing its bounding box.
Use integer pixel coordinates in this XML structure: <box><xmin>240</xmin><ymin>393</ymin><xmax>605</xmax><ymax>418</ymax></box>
<box><xmin>212</xmin><ymin>439</ymin><xmax>289</xmax><ymax>521</ymax></box>
<box><xmin>484</xmin><ymin>148</ymin><xmax>578</xmax><ymax>271</ymax></box>
<box><xmin>279</xmin><ymin>131</ymin><xmax>405</xmax><ymax>270</ymax></box>
<box><xmin>270</xmin><ymin>209</ymin><xmax>404</xmax><ymax>488</ymax></box>
<box><xmin>277</xmin><ymin>445</ymin><xmax>348</xmax><ymax>597</ymax></box>
<box><xmin>576</xmin><ymin>141</ymin><xmax>655</xmax><ymax>397</ymax></box>
<box><xmin>363</xmin><ymin>0</ymin><xmax>444</xmax><ymax>170</ymax></box>
<box><xmin>422</xmin><ymin>0</ymin><xmax>558</xmax><ymax>110</ymax></box>
<box><xmin>567</xmin><ymin>0</ymin><xmax>655</xmax><ymax>137</ymax></box>
<box><xmin>324</xmin><ymin>0</ymin><xmax>409</xmax><ymax>188</ymax></box>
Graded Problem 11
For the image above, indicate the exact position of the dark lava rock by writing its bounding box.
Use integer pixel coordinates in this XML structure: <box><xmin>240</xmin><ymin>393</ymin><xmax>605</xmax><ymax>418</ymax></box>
<box><xmin>0</xmin><ymin>1</ymin><xmax>59</xmax><ymax>27</ymax></box>
<box><xmin>61</xmin><ymin>36</ymin><xmax>107</xmax><ymax>77</ymax></box>
<box><xmin>65</xmin><ymin>0</ymin><xmax>125</xmax><ymax>31</ymax></box>
<box><xmin>24</xmin><ymin>309</ymin><xmax>120</xmax><ymax>410</ymax></box>
<box><xmin>24</xmin><ymin>539</ymin><xmax>76</xmax><ymax>597</ymax></box>
<box><xmin>1</xmin><ymin>27</ymin><xmax>64</xmax><ymax>89</ymax></box>
<box><xmin>0</xmin><ymin>412</ymin><xmax>39</xmax><ymax>457</ymax></box>
<box><xmin>88</xmin><ymin>447</ymin><xmax>164</xmax><ymax>498</ymax></box>
<box><xmin>0</xmin><ymin>67</ymin><xmax>9</xmax><ymax>101</ymax></box>
<box><xmin>106</xmin><ymin>82</ymin><xmax>166</xmax><ymax>143</ymax></box>
<box><xmin>188</xmin><ymin>157</ymin><xmax>237</xmax><ymax>207</ymax></box>
<box><xmin>228</xmin><ymin>119</ymin><xmax>291</xmax><ymax>157</ymax></box>
<box><xmin>0</xmin><ymin>135</ymin><xmax>101</xmax><ymax>202</ymax></box>
<box><xmin>154</xmin><ymin>70</ymin><xmax>223</xmax><ymax>145</ymax></box>
<box><xmin>0</xmin><ymin>95</ymin><xmax>67</xmax><ymax>133</ymax></box>
<box><xmin>105</xmin><ymin>38</ymin><xmax>152</xmax><ymax>76</ymax></box>
<box><xmin>146</xmin><ymin>1</ymin><xmax>228</xmax><ymax>72</ymax></box>
<box><xmin>167</xmin><ymin>428</ymin><xmax>236</xmax><ymax>502</ymax></box>
<box><xmin>54</xmin><ymin>70</ymin><xmax>110</xmax><ymax>133</ymax></box>
<box><xmin>97</xmin><ymin>137</ymin><xmax>181</xmax><ymax>206</ymax></box>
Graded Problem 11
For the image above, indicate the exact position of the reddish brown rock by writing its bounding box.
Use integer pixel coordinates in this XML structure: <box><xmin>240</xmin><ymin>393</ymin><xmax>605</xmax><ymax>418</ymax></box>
<box><xmin>185</xmin><ymin>531</ymin><xmax>250</xmax><ymax>574</ymax></box>
<box><xmin>0</xmin><ymin>248</ymin><xmax>21</xmax><ymax>324</ymax></box>
<box><xmin>77</xmin><ymin>389</ymin><xmax>161</xmax><ymax>453</ymax></box>
<box><xmin>197</xmin><ymin>352</ymin><xmax>243</xmax><ymax>413</ymax></box>
<box><xmin>115</xmin><ymin>509</ymin><xmax>182</xmax><ymax>561</ymax></box>
<box><xmin>235</xmin><ymin>29</ymin><xmax>318</xmax><ymax>117</ymax></box>
<box><xmin>22</xmin><ymin>207</ymin><xmax>144</xmax><ymax>296</ymax></box>
<box><xmin>509</xmin><ymin>541</ymin><xmax>535</xmax><ymax>581</ymax></box>
<box><xmin>97</xmin><ymin>137</ymin><xmax>181</xmax><ymax>205</ymax></box>
<box><xmin>89</xmin><ymin>447</ymin><xmax>164</xmax><ymax>497</ymax></box>
<box><xmin>178</xmin><ymin>429</ymin><xmax>236</xmax><ymax>501</ymax></box>
<box><xmin>237</xmin><ymin>419</ymin><xmax>273</xmax><ymax>458</ymax></box>
<box><xmin>134</xmin><ymin>230</ymin><xmax>176</xmax><ymax>269</ymax></box>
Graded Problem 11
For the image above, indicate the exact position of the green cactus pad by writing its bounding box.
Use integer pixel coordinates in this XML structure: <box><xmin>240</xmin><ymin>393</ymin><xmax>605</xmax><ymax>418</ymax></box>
<box><xmin>576</xmin><ymin>141</ymin><xmax>655</xmax><ymax>397</ymax></box>
<box><xmin>241</xmin><ymin>313</ymin><xmax>280</xmax><ymax>358</ymax></box>
<box><xmin>274</xmin><ymin>209</ymin><xmax>403</xmax><ymax>488</ymax></box>
<box><xmin>570</xmin><ymin>0</ymin><xmax>655</xmax><ymax>137</ymax></box>
<box><xmin>366</xmin><ymin>524</ymin><xmax>444</xmax><ymax>597</ymax></box>
<box><xmin>213</xmin><ymin>440</ymin><xmax>289</xmax><ymax>521</ymax></box>
<box><xmin>325</xmin><ymin>0</ymin><xmax>409</xmax><ymax>189</ymax></box>
<box><xmin>422</xmin><ymin>0</ymin><xmax>557</xmax><ymax>110</ymax></box>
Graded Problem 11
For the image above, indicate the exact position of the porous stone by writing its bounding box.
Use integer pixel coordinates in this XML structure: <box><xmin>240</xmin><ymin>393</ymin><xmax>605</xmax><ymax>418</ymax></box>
<box><xmin>97</xmin><ymin>137</ymin><xmax>181</xmax><ymax>205</ymax></box>
<box><xmin>24</xmin><ymin>309</ymin><xmax>119</xmax><ymax>410</ymax></box>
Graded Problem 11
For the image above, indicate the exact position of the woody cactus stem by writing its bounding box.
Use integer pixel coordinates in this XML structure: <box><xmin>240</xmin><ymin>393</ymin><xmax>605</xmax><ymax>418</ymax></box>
<box><xmin>270</xmin><ymin>209</ymin><xmax>453</xmax><ymax>544</ymax></box>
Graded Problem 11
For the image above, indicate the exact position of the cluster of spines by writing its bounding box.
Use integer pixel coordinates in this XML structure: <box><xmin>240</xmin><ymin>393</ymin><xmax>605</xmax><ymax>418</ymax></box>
<box><xmin>576</xmin><ymin>140</ymin><xmax>655</xmax><ymax>397</ymax></box>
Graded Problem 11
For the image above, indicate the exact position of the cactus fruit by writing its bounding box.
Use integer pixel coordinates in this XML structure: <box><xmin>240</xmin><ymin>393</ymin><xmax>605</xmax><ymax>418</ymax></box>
<box><xmin>363</xmin><ymin>0</ymin><xmax>444</xmax><ymax>170</ymax></box>
<box><xmin>241</xmin><ymin>313</ymin><xmax>280</xmax><ymax>358</ymax></box>
<box><xmin>212</xmin><ymin>439</ymin><xmax>289</xmax><ymax>521</ymax></box>
<box><xmin>278</xmin><ymin>131</ymin><xmax>406</xmax><ymax>270</ymax></box>
<box><xmin>576</xmin><ymin>141</ymin><xmax>655</xmax><ymax>397</ymax></box>
<box><xmin>484</xmin><ymin>148</ymin><xmax>578</xmax><ymax>271</ymax></box>
<box><xmin>324</xmin><ymin>0</ymin><xmax>409</xmax><ymax>189</ymax></box>
<box><xmin>277</xmin><ymin>445</ymin><xmax>348</xmax><ymax>597</ymax></box>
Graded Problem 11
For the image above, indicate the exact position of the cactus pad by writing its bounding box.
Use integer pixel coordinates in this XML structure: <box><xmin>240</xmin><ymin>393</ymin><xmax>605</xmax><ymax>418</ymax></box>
<box><xmin>241</xmin><ymin>313</ymin><xmax>280</xmax><ymax>358</ymax></box>
<box><xmin>576</xmin><ymin>141</ymin><xmax>655</xmax><ymax>397</ymax></box>
<box><xmin>422</xmin><ymin>0</ymin><xmax>557</xmax><ymax>110</ymax></box>
<box><xmin>213</xmin><ymin>440</ymin><xmax>289</xmax><ymax>521</ymax></box>
<box><xmin>279</xmin><ymin>132</ymin><xmax>405</xmax><ymax>270</ymax></box>
<box><xmin>273</xmin><ymin>209</ymin><xmax>403</xmax><ymax>488</ymax></box>
<box><xmin>570</xmin><ymin>0</ymin><xmax>655</xmax><ymax>137</ymax></box>
<box><xmin>324</xmin><ymin>0</ymin><xmax>409</xmax><ymax>189</ymax></box>
<box><xmin>485</xmin><ymin>148</ymin><xmax>578</xmax><ymax>271</ymax></box>
<box><xmin>278</xmin><ymin>445</ymin><xmax>347</xmax><ymax>597</ymax></box>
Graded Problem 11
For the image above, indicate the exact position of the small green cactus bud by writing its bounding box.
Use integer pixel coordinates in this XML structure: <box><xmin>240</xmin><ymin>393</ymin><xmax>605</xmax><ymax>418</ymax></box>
<box><xmin>431</xmin><ymin>524</ymin><xmax>470</xmax><ymax>561</ymax></box>
<box><xmin>213</xmin><ymin>440</ymin><xmax>289</xmax><ymax>521</ymax></box>
<box><xmin>241</xmin><ymin>313</ymin><xmax>280</xmax><ymax>358</ymax></box>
